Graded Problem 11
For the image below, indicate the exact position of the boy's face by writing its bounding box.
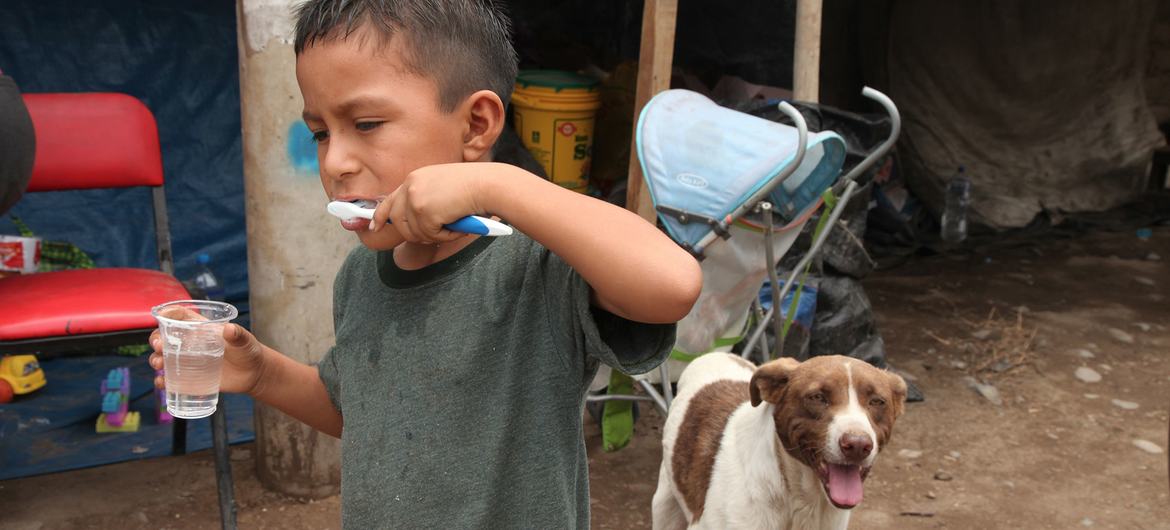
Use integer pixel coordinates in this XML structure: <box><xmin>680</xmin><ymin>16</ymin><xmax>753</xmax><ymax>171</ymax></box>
<box><xmin>297</xmin><ymin>26</ymin><xmax>466</xmax><ymax>250</ymax></box>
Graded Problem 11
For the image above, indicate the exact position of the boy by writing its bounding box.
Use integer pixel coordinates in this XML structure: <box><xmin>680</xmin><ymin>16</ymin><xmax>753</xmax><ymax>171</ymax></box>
<box><xmin>150</xmin><ymin>0</ymin><xmax>702</xmax><ymax>527</ymax></box>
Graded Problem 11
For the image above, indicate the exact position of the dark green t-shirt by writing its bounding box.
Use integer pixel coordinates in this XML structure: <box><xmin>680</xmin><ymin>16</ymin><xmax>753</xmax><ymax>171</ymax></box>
<box><xmin>318</xmin><ymin>232</ymin><xmax>675</xmax><ymax>529</ymax></box>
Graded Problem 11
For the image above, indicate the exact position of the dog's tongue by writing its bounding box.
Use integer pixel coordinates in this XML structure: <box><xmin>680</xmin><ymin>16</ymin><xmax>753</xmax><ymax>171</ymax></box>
<box><xmin>827</xmin><ymin>464</ymin><xmax>864</xmax><ymax>507</ymax></box>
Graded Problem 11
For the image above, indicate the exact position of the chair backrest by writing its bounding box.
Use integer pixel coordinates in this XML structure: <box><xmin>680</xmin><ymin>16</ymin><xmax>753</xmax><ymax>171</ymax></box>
<box><xmin>23</xmin><ymin>92</ymin><xmax>164</xmax><ymax>192</ymax></box>
<box><xmin>21</xmin><ymin>92</ymin><xmax>174</xmax><ymax>273</ymax></box>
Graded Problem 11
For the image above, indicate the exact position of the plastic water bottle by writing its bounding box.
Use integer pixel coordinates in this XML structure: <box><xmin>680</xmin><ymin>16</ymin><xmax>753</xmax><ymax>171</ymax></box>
<box><xmin>192</xmin><ymin>253</ymin><xmax>226</xmax><ymax>302</ymax></box>
<box><xmin>940</xmin><ymin>166</ymin><xmax>970</xmax><ymax>243</ymax></box>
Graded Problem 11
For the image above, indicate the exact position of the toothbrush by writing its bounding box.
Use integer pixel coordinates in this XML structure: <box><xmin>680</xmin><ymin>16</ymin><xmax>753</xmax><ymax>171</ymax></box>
<box><xmin>326</xmin><ymin>200</ymin><xmax>513</xmax><ymax>237</ymax></box>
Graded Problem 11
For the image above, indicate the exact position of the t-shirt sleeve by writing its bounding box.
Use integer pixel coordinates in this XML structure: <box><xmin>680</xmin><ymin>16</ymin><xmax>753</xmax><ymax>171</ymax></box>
<box><xmin>317</xmin><ymin>345</ymin><xmax>343</xmax><ymax>414</ymax></box>
<box><xmin>537</xmin><ymin>244</ymin><xmax>676</xmax><ymax>376</ymax></box>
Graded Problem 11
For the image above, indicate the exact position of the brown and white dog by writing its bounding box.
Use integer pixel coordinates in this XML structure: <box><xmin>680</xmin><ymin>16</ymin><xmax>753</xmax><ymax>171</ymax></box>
<box><xmin>652</xmin><ymin>353</ymin><xmax>907</xmax><ymax>530</ymax></box>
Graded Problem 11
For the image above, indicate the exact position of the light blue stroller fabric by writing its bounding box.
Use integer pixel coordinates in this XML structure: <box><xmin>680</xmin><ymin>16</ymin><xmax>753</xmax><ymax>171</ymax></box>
<box><xmin>635</xmin><ymin>90</ymin><xmax>846</xmax><ymax>249</ymax></box>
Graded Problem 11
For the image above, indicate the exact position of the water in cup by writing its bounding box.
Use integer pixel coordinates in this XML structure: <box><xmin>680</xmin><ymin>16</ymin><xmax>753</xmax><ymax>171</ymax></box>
<box><xmin>152</xmin><ymin>300</ymin><xmax>238</xmax><ymax>419</ymax></box>
<box><xmin>162</xmin><ymin>324</ymin><xmax>225</xmax><ymax>418</ymax></box>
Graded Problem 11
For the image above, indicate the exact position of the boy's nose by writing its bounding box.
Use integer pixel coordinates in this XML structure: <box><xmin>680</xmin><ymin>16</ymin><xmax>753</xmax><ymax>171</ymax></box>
<box><xmin>319</xmin><ymin>141</ymin><xmax>361</xmax><ymax>181</ymax></box>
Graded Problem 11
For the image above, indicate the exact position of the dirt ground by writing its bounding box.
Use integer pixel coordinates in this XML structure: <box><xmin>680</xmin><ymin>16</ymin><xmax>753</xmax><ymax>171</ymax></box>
<box><xmin>1</xmin><ymin>226</ymin><xmax>1168</xmax><ymax>530</ymax></box>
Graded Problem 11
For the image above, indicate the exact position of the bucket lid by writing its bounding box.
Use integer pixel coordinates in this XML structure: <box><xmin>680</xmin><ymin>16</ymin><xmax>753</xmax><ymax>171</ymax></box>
<box><xmin>515</xmin><ymin>70</ymin><xmax>599</xmax><ymax>92</ymax></box>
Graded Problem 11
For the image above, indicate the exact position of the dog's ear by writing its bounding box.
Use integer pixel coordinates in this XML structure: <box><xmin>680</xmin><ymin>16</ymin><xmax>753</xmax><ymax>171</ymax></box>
<box><xmin>750</xmin><ymin>357</ymin><xmax>800</xmax><ymax>407</ymax></box>
<box><xmin>886</xmin><ymin>370</ymin><xmax>908</xmax><ymax>420</ymax></box>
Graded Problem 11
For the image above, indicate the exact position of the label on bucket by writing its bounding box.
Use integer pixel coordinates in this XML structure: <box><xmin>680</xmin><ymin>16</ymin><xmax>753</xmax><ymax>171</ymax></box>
<box><xmin>512</xmin><ymin>111</ymin><xmax>595</xmax><ymax>193</ymax></box>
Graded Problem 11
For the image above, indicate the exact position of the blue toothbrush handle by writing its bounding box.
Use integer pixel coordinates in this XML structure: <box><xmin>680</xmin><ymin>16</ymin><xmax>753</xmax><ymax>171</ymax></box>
<box><xmin>444</xmin><ymin>215</ymin><xmax>513</xmax><ymax>236</ymax></box>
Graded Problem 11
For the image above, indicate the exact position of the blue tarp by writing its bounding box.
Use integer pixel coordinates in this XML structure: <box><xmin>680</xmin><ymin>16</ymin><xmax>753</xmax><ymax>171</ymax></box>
<box><xmin>0</xmin><ymin>0</ymin><xmax>249</xmax><ymax>310</ymax></box>
<box><xmin>0</xmin><ymin>1</ymin><xmax>254</xmax><ymax>480</ymax></box>
<box><xmin>0</xmin><ymin>354</ymin><xmax>254</xmax><ymax>480</ymax></box>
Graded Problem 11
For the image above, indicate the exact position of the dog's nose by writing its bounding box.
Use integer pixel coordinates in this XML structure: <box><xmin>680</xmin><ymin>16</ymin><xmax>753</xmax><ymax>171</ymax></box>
<box><xmin>839</xmin><ymin>432</ymin><xmax>873</xmax><ymax>461</ymax></box>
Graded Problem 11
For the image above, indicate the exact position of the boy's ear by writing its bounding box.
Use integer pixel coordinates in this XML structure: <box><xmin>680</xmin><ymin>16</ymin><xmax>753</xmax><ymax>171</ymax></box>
<box><xmin>461</xmin><ymin>89</ymin><xmax>506</xmax><ymax>162</ymax></box>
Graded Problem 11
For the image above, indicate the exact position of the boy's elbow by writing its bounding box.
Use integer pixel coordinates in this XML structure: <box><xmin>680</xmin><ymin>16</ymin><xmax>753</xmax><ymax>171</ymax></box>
<box><xmin>662</xmin><ymin>258</ymin><xmax>703</xmax><ymax>322</ymax></box>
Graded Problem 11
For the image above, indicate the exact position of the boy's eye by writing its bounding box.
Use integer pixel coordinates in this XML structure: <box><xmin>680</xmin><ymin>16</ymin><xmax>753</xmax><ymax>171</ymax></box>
<box><xmin>355</xmin><ymin>121</ymin><xmax>384</xmax><ymax>132</ymax></box>
<box><xmin>310</xmin><ymin>130</ymin><xmax>329</xmax><ymax>143</ymax></box>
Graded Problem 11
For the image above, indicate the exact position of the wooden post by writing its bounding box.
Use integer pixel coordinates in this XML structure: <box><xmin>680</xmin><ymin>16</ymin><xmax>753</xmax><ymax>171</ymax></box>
<box><xmin>625</xmin><ymin>0</ymin><xmax>679</xmax><ymax>223</ymax></box>
<box><xmin>793</xmin><ymin>0</ymin><xmax>823</xmax><ymax>103</ymax></box>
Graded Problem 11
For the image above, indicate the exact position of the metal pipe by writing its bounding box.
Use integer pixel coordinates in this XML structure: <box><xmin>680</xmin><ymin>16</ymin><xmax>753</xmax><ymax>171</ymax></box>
<box><xmin>833</xmin><ymin>87</ymin><xmax>901</xmax><ymax>191</ymax></box>
<box><xmin>658</xmin><ymin>363</ymin><xmax>673</xmax><ymax>407</ymax></box>
<box><xmin>743</xmin><ymin>179</ymin><xmax>860</xmax><ymax>356</ymax></box>
<box><xmin>760</xmin><ymin>202</ymin><xmax>784</xmax><ymax>360</ymax></box>
<box><xmin>151</xmin><ymin>186</ymin><xmax>174</xmax><ymax>275</ymax></box>
<box><xmin>742</xmin><ymin>87</ymin><xmax>900</xmax><ymax>357</ymax></box>
<box><xmin>585</xmin><ymin>394</ymin><xmax>654</xmax><ymax>403</ymax></box>
<box><xmin>211</xmin><ymin>403</ymin><xmax>238</xmax><ymax>530</ymax></box>
<box><xmin>637</xmin><ymin>379</ymin><xmax>671</xmax><ymax>415</ymax></box>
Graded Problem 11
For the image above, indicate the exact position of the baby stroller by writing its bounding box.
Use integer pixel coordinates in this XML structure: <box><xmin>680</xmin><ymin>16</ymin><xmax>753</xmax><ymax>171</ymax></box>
<box><xmin>587</xmin><ymin>88</ymin><xmax>901</xmax><ymax>441</ymax></box>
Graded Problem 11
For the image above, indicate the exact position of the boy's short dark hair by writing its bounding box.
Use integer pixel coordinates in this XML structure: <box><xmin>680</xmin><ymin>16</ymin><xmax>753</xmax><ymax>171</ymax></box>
<box><xmin>294</xmin><ymin>0</ymin><xmax>519</xmax><ymax>112</ymax></box>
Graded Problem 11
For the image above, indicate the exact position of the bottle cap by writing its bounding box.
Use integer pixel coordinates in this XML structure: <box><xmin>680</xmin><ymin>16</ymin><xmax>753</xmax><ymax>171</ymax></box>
<box><xmin>197</xmin><ymin>253</ymin><xmax>210</xmax><ymax>265</ymax></box>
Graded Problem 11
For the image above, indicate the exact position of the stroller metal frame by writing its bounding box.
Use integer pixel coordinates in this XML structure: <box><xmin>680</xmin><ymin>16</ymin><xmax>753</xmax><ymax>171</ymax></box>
<box><xmin>586</xmin><ymin>87</ymin><xmax>901</xmax><ymax>416</ymax></box>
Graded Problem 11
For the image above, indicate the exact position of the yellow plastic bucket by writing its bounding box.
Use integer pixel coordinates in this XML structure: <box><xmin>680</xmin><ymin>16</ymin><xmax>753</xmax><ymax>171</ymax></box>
<box><xmin>511</xmin><ymin>70</ymin><xmax>601</xmax><ymax>193</ymax></box>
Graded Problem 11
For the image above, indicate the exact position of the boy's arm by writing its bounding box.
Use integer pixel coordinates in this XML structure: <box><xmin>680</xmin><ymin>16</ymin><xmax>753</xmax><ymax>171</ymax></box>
<box><xmin>477</xmin><ymin>163</ymin><xmax>701</xmax><ymax>324</ymax></box>
<box><xmin>151</xmin><ymin>325</ymin><xmax>343</xmax><ymax>437</ymax></box>
<box><xmin>249</xmin><ymin>348</ymin><xmax>344</xmax><ymax>438</ymax></box>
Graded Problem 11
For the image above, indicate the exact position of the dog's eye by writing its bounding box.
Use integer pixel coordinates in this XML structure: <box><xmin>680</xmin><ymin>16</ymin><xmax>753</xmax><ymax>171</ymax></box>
<box><xmin>807</xmin><ymin>393</ymin><xmax>828</xmax><ymax>405</ymax></box>
<box><xmin>869</xmin><ymin>397</ymin><xmax>886</xmax><ymax>407</ymax></box>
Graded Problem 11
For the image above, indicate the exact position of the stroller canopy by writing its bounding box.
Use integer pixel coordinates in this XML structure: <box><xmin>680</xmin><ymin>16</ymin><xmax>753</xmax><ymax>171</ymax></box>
<box><xmin>636</xmin><ymin>90</ymin><xmax>846</xmax><ymax>249</ymax></box>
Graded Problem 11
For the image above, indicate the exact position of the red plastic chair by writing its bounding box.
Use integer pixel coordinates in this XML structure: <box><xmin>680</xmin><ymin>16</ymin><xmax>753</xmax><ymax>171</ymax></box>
<box><xmin>0</xmin><ymin>93</ymin><xmax>240</xmax><ymax>528</ymax></box>
<box><xmin>0</xmin><ymin>93</ymin><xmax>191</xmax><ymax>356</ymax></box>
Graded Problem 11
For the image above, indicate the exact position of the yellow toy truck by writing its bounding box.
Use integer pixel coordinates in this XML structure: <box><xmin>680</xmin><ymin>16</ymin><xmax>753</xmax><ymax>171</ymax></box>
<box><xmin>0</xmin><ymin>354</ymin><xmax>47</xmax><ymax>403</ymax></box>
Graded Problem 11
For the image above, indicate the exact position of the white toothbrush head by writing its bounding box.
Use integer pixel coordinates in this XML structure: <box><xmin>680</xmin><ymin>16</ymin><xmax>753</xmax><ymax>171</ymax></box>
<box><xmin>326</xmin><ymin>200</ymin><xmax>377</xmax><ymax>221</ymax></box>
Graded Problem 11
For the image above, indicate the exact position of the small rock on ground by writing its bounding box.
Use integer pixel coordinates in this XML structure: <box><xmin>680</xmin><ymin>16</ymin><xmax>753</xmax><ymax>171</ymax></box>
<box><xmin>1108</xmin><ymin>328</ymin><xmax>1134</xmax><ymax>344</ymax></box>
<box><xmin>1132</xmin><ymin>439</ymin><xmax>1164</xmax><ymax>454</ymax></box>
<box><xmin>1075</xmin><ymin>366</ymin><xmax>1102</xmax><ymax>383</ymax></box>
<box><xmin>898</xmin><ymin>449</ymin><xmax>923</xmax><ymax>459</ymax></box>
<box><xmin>962</xmin><ymin>376</ymin><xmax>1002</xmax><ymax>405</ymax></box>
<box><xmin>1111</xmin><ymin>399</ymin><xmax>1139</xmax><ymax>410</ymax></box>
<box><xmin>1073</xmin><ymin>348</ymin><xmax>1095</xmax><ymax>359</ymax></box>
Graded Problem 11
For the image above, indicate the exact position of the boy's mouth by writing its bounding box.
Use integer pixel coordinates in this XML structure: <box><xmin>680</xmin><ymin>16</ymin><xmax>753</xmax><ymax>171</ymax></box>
<box><xmin>335</xmin><ymin>198</ymin><xmax>378</xmax><ymax>231</ymax></box>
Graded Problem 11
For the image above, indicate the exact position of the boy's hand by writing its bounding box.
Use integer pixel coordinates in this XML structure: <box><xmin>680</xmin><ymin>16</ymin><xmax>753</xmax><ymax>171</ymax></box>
<box><xmin>149</xmin><ymin>323</ymin><xmax>269</xmax><ymax>395</ymax></box>
<box><xmin>370</xmin><ymin>163</ymin><xmax>487</xmax><ymax>244</ymax></box>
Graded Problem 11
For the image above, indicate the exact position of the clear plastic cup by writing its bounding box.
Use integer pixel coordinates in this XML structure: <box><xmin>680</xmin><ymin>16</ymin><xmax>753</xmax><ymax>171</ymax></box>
<box><xmin>151</xmin><ymin>300</ymin><xmax>238</xmax><ymax>419</ymax></box>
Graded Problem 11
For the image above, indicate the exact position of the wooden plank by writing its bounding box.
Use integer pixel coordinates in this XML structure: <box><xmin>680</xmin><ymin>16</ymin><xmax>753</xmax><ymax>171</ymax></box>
<box><xmin>625</xmin><ymin>0</ymin><xmax>679</xmax><ymax>223</ymax></box>
<box><xmin>793</xmin><ymin>0</ymin><xmax>823</xmax><ymax>102</ymax></box>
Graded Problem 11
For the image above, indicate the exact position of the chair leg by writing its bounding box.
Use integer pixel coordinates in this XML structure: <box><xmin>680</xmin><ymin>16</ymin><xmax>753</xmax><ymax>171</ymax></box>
<box><xmin>211</xmin><ymin>400</ymin><xmax>238</xmax><ymax>530</ymax></box>
<box><xmin>658</xmin><ymin>362</ymin><xmax>673</xmax><ymax>409</ymax></box>
<box><xmin>172</xmin><ymin>418</ymin><xmax>187</xmax><ymax>455</ymax></box>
